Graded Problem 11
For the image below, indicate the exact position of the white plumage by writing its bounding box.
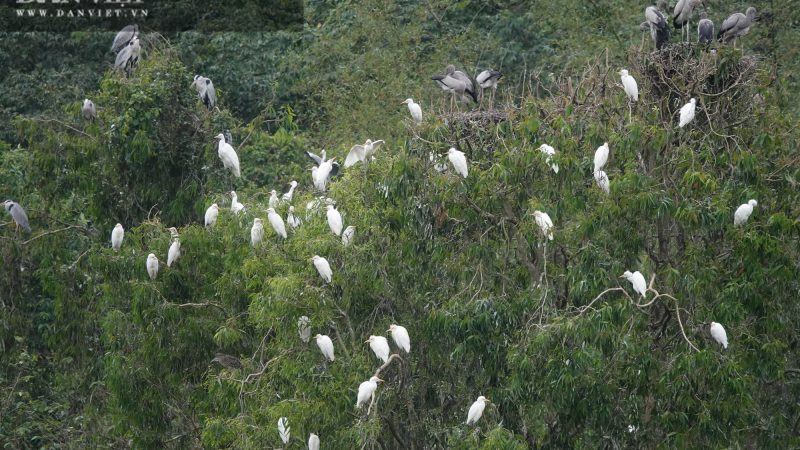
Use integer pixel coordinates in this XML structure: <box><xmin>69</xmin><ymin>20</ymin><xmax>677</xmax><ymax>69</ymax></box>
<box><xmin>230</xmin><ymin>191</ymin><xmax>244</xmax><ymax>215</ymax></box>
<box><xmin>594</xmin><ymin>142</ymin><xmax>609</xmax><ymax>174</ymax></box>
<box><xmin>447</xmin><ymin>147</ymin><xmax>468</xmax><ymax>178</ymax></box>
<box><xmin>709</xmin><ymin>322</ymin><xmax>728</xmax><ymax>349</ymax></box>
<box><xmin>533</xmin><ymin>210</ymin><xmax>554</xmax><ymax>240</ymax></box>
<box><xmin>621</xmin><ymin>270</ymin><xmax>647</xmax><ymax>298</ymax></box>
<box><xmin>345</xmin><ymin>139</ymin><xmax>385</xmax><ymax>168</ymax></box>
<box><xmin>315</xmin><ymin>334</ymin><xmax>335</xmax><ymax>362</ymax></box>
<box><xmin>734</xmin><ymin>199</ymin><xmax>757</xmax><ymax>225</ymax></box>
<box><xmin>679</xmin><ymin>98</ymin><xmax>696</xmax><ymax>128</ymax></box>
<box><xmin>167</xmin><ymin>239</ymin><xmax>181</xmax><ymax>268</ymax></box>
<box><xmin>215</xmin><ymin>133</ymin><xmax>241</xmax><ymax>177</ymax></box>
<box><xmin>82</xmin><ymin>99</ymin><xmax>96</xmax><ymax>120</ymax></box>
<box><xmin>388</xmin><ymin>324</ymin><xmax>410</xmax><ymax>353</ymax></box>
<box><xmin>268</xmin><ymin>190</ymin><xmax>279</xmax><ymax>209</ymax></box>
<box><xmin>287</xmin><ymin>206</ymin><xmax>302</xmax><ymax>230</ymax></box>
<box><xmin>266</xmin><ymin>208</ymin><xmax>287</xmax><ymax>239</ymax></box>
<box><xmin>594</xmin><ymin>170</ymin><xmax>610</xmax><ymax>194</ymax></box>
<box><xmin>326</xmin><ymin>204</ymin><xmax>343</xmax><ymax>236</ymax></box>
<box><xmin>356</xmin><ymin>376</ymin><xmax>382</xmax><ymax>408</ymax></box>
<box><xmin>111</xmin><ymin>223</ymin><xmax>124</xmax><ymax>251</ymax></box>
<box><xmin>342</xmin><ymin>225</ymin><xmax>355</xmax><ymax>247</ymax></box>
<box><xmin>366</xmin><ymin>335</ymin><xmax>390</xmax><ymax>363</ymax></box>
<box><xmin>314</xmin><ymin>158</ymin><xmax>336</xmax><ymax>192</ymax></box>
<box><xmin>204</xmin><ymin>203</ymin><xmax>219</xmax><ymax>228</ymax></box>
<box><xmin>402</xmin><ymin>98</ymin><xmax>422</xmax><ymax>124</ymax></box>
<box><xmin>146</xmin><ymin>253</ymin><xmax>159</xmax><ymax>280</ymax></box>
<box><xmin>308</xmin><ymin>433</ymin><xmax>320</xmax><ymax>450</ymax></box>
<box><xmin>619</xmin><ymin>69</ymin><xmax>639</xmax><ymax>101</ymax></box>
<box><xmin>277</xmin><ymin>417</ymin><xmax>290</xmax><ymax>445</ymax></box>
<box><xmin>312</xmin><ymin>255</ymin><xmax>332</xmax><ymax>283</ymax></box>
<box><xmin>298</xmin><ymin>316</ymin><xmax>312</xmax><ymax>343</ymax></box>
<box><xmin>251</xmin><ymin>218</ymin><xmax>264</xmax><ymax>247</ymax></box>
<box><xmin>466</xmin><ymin>396</ymin><xmax>489</xmax><ymax>426</ymax></box>
<box><xmin>282</xmin><ymin>181</ymin><xmax>298</xmax><ymax>203</ymax></box>
<box><xmin>538</xmin><ymin>144</ymin><xmax>559</xmax><ymax>173</ymax></box>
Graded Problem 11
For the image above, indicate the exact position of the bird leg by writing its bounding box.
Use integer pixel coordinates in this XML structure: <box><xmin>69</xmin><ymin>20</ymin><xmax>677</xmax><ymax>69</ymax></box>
<box><xmin>628</xmin><ymin>100</ymin><xmax>632</xmax><ymax>125</ymax></box>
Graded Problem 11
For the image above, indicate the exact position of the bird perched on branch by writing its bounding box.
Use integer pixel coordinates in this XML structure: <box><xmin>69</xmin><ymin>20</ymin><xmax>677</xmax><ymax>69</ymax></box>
<box><xmin>697</xmin><ymin>11</ymin><xmax>714</xmax><ymax>45</ymax></box>
<box><xmin>146</xmin><ymin>253</ymin><xmax>159</xmax><ymax>280</ymax></box>
<box><xmin>620</xmin><ymin>270</ymin><xmax>647</xmax><ymax>298</ymax></box>
<box><xmin>734</xmin><ymin>199</ymin><xmax>757</xmax><ymax>225</ymax></box>
<box><xmin>388</xmin><ymin>324</ymin><xmax>410</xmax><ymax>353</ymax></box>
<box><xmin>709</xmin><ymin>322</ymin><xmax>728</xmax><ymax>349</ymax></box>
<box><xmin>111</xmin><ymin>223</ymin><xmax>124</xmax><ymax>250</ymax></box>
<box><xmin>167</xmin><ymin>227</ymin><xmax>181</xmax><ymax>267</ymax></box>
<box><xmin>191</xmin><ymin>75</ymin><xmax>216</xmax><ymax>110</ymax></box>
<box><xmin>678</xmin><ymin>98</ymin><xmax>696</xmax><ymax>128</ymax></box>
<box><xmin>476</xmin><ymin>69</ymin><xmax>502</xmax><ymax>109</ymax></box>
<box><xmin>216</xmin><ymin>133</ymin><xmax>241</xmax><ymax>178</ymax></box>
<box><xmin>82</xmin><ymin>99</ymin><xmax>96</xmax><ymax>121</ymax></box>
<box><xmin>644</xmin><ymin>1</ymin><xmax>671</xmax><ymax>50</ymax></box>
<box><xmin>205</xmin><ymin>203</ymin><xmax>219</xmax><ymax>228</ymax></box>
<box><xmin>345</xmin><ymin>139</ymin><xmax>384</xmax><ymax>168</ymax></box>
<box><xmin>718</xmin><ymin>7</ymin><xmax>757</xmax><ymax>49</ymax></box>
<box><xmin>466</xmin><ymin>396</ymin><xmax>489</xmax><ymax>426</ymax></box>
<box><xmin>402</xmin><ymin>98</ymin><xmax>423</xmax><ymax>124</ymax></box>
<box><xmin>3</xmin><ymin>200</ymin><xmax>31</xmax><ymax>233</ymax></box>
<box><xmin>673</xmin><ymin>0</ymin><xmax>704</xmax><ymax>42</ymax></box>
<box><xmin>114</xmin><ymin>36</ymin><xmax>140</xmax><ymax>77</ymax></box>
<box><xmin>447</xmin><ymin>148</ymin><xmax>468</xmax><ymax>178</ymax></box>
<box><xmin>315</xmin><ymin>334</ymin><xmax>335</xmax><ymax>362</ymax></box>
<box><xmin>111</xmin><ymin>24</ymin><xmax>138</xmax><ymax>54</ymax></box>
<box><xmin>432</xmin><ymin>64</ymin><xmax>477</xmax><ymax>109</ymax></box>
<box><xmin>212</xmin><ymin>352</ymin><xmax>243</xmax><ymax>370</ymax></box>
<box><xmin>356</xmin><ymin>376</ymin><xmax>383</xmax><ymax>408</ymax></box>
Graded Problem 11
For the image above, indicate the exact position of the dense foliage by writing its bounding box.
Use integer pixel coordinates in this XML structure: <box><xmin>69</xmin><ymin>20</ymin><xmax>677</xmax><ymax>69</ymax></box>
<box><xmin>2</xmin><ymin>0</ymin><xmax>799</xmax><ymax>448</ymax></box>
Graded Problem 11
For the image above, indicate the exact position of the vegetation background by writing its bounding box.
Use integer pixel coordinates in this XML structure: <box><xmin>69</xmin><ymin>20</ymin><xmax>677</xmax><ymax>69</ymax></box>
<box><xmin>1</xmin><ymin>0</ymin><xmax>798</xmax><ymax>448</ymax></box>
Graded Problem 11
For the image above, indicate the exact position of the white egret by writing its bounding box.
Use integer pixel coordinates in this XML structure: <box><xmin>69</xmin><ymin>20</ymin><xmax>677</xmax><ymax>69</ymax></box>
<box><xmin>287</xmin><ymin>206</ymin><xmax>302</xmax><ymax>230</ymax></box>
<box><xmin>342</xmin><ymin>225</ymin><xmax>355</xmax><ymax>246</ymax></box>
<box><xmin>345</xmin><ymin>139</ymin><xmax>385</xmax><ymax>168</ymax></box>
<box><xmin>718</xmin><ymin>7</ymin><xmax>757</xmax><ymax>48</ymax></box>
<box><xmin>282</xmin><ymin>181</ymin><xmax>298</xmax><ymax>203</ymax></box>
<box><xmin>308</xmin><ymin>433</ymin><xmax>320</xmax><ymax>450</ymax></box>
<box><xmin>191</xmin><ymin>75</ymin><xmax>216</xmax><ymax>110</ymax></box>
<box><xmin>619</xmin><ymin>69</ymin><xmax>639</xmax><ymax>102</ymax></box>
<box><xmin>215</xmin><ymin>133</ymin><xmax>241</xmax><ymax>178</ymax></box>
<box><xmin>594</xmin><ymin>170</ymin><xmax>610</xmax><ymax>194</ymax></box>
<box><xmin>538</xmin><ymin>144</ymin><xmax>559</xmax><ymax>173</ymax></box>
<box><xmin>356</xmin><ymin>376</ymin><xmax>383</xmax><ymax>408</ymax></box>
<box><xmin>466</xmin><ymin>396</ymin><xmax>489</xmax><ymax>426</ymax></box>
<box><xmin>326</xmin><ymin>204</ymin><xmax>343</xmax><ymax>236</ymax></box>
<box><xmin>678</xmin><ymin>98</ymin><xmax>696</xmax><ymax>128</ymax></box>
<box><xmin>266</xmin><ymin>208</ymin><xmax>287</xmax><ymax>239</ymax></box>
<box><xmin>230</xmin><ymin>191</ymin><xmax>245</xmax><ymax>215</ymax></box>
<box><xmin>298</xmin><ymin>316</ymin><xmax>312</xmax><ymax>343</ymax></box>
<box><xmin>111</xmin><ymin>223</ymin><xmax>124</xmax><ymax>251</ymax></box>
<box><xmin>388</xmin><ymin>324</ymin><xmax>410</xmax><ymax>353</ymax></box>
<box><xmin>447</xmin><ymin>148</ymin><xmax>468</xmax><ymax>178</ymax></box>
<box><xmin>620</xmin><ymin>270</ymin><xmax>647</xmax><ymax>298</ymax></box>
<box><xmin>734</xmin><ymin>199</ymin><xmax>757</xmax><ymax>225</ymax></box>
<box><xmin>533</xmin><ymin>210</ymin><xmax>554</xmax><ymax>240</ymax></box>
<box><xmin>3</xmin><ymin>200</ymin><xmax>31</xmax><ymax>233</ymax></box>
<box><xmin>277</xmin><ymin>417</ymin><xmax>290</xmax><ymax>445</ymax></box>
<box><xmin>251</xmin><ymin>218</ymin><xmax>264</xmax><ymax>247</ymax></box>
<box><xmin>698</xmin><ymin>12</ymin><xmax>714</xmax><ymax>44</ymax></box>
<box><xmin>314</xmin><ymin>158</ymin><xmax>337</xmax><ymax>192</ymax></box>
<box><xmin>204</xmin><ymin>203</ymin><xmax>219</xmax><ymax>228</ymax></box>
<box><xmin>402</xmin><ymin>98</ymin><xmax>422</xmax><ymax>124</ymax></box>
<box><xmin>167</xmin><ymin>227</ymin><xmax>181</xmax><ymax>267</ymax></box>
<box><xmin>709</xmin><ymin>322</ymin><xmax>728</xmax><ymax>349</ymax></box>
<box><xmin>311</xmin><ymin>255</ymin><xmax>332</xmax><ymax>283</ymax></box>
<box><xmin>82</xmin><ymin>99</ymin><xmax>96</xmax><ymax>120</ymax></box>
<box><xmin>366</xmin><ymin>335</ymin><xmax>390</xmax><ymax>363</ymax></box>
<box><xmin>146</xmin><ymin>253</ymin><xmax>159</xmax><ymax>280</ymax></box>
<box><xmin>111</xmin><ymin>24</ymin><xmax>138</xmax><ymax>53</ymax></box>
<box><xmin>268</xmin><ymin>190</ymin><xmax>280</xmax><ymax>209</ymax></box>
<box><xmin>594</xmin><ymin>142</ymin><xmax>609</xmax><ymax>174</ymax></box>
<box><xmin>314</xmin><ymin>334</ymin><xmax>335</xmax><ymax>362</ymax></box>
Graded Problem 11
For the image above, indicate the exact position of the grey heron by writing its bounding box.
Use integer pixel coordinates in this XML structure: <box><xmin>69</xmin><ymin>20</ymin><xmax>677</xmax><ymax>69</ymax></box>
<box><xmin>644</xmin><ymin>1</ymin><xmax>670</xmax><ymax>50</ymax></box>
<box><xmin>111</xmin><ymin>24</ymin><xmax>138</xmax><ymax>53</ymax></box>
<box><xmin>3</xmin><ymin>200</ymin><xmax>31</xmax><ymax>233</ymax></box>
<box><xmin>114</xmin><ymin>36</ymin><xmax>140</xmax><ymax>77</ymax></box>
<box><xmin>191</xmin><ymin>75</ymin><xmax>216</xmax><ymax>110</ymax></box>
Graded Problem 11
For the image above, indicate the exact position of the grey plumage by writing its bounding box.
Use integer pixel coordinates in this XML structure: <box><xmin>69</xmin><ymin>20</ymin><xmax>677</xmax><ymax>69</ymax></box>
<box><xmin>191</xmin><ymin>75</ymin><xmax>216</xmax><ymax>110</ymax></box>
<box><xmin>476</xmin><ymin>70</ymin><xmax>502</xmax><ymax>89</ymax></box>
<box><xmin>645</xmin><ymin>1</ymin><xmax>670</xmax><ymax>49</ymax></box>
<box><xmin>698</xmin><ymin>12</ymin><xmax>714</xmax><ymax>44</ymax></box>
<box><xmin>111</xmin><ymin>24</ymin><xmax>137</xmax><ymax>53</ymax></box>
<box><xmin>82</xmin><ymin>99</ymin><xmax>96</xmax><ymax>120</ymax></box>
<box><xmin>431</xmin><ymin>64</ymin><xmax>477</xmax><ymax>103</ymax></box>
<box><xmin>114</xmin><ymin>36</ymin><xmax>141</xmax><ymax>76</ymax></box>
<box><xmin>212</xmin><ymin>353</ymin><xmax>243</xmax><ymax>370</ymax></box>
<box><xmin>718</xmin><ymin>7</ymin><xmax>757</xmax><ymax>44</ymax></box>
<box><xmin>673</xmin><ymin>0</ymin><xmax>702</xmax><ymax>29</ymax></box>
<box><xmin>4</xmin><ymin>200</ymin><xmax>31</xmax><ymax>233</ymax></box>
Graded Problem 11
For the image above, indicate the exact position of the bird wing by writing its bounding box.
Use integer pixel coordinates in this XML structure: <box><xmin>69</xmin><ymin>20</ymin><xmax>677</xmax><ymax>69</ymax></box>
<box><xmin>111</xmin><ymin>25</ymin><xmax>136</xmax><ymax>53</ymax></box>
<box><xmin>367</xmin><ymin>140</ymin><xmax>384</xmax><ymax>157</ymax></box>
<box><xmin>719</xmin><ymin>13</ymin><xmax>743</xmax><ymax>37</ymax></box>
<box><xmin>305</xmin><ymin>150</ymin><xmax>322</xmax><ymax>165</ymax></box>
<box><xmin>114</xmin><ymin>45</ymin><xmax>132</xmax><ymax>69</ymax></box>
<box><xmin>476</xmin><ymin>70</ymin><xmax>490</xmax><ymax>85</ymax></box>
<box><xmin>205</xmin><ymin>79</ymin><xmax>216</xmax><ymax>108</ymax></box>
<box><xmin>698</xmin><ymin>19</ymin><xmax>714</xmax><ymax>42</ymax></box>
<box><xmin>345</xmin><ymin>145</ymin><xmax>365</xmax><ymax>168</ymax></box>
<box><xmin>8</xmin><ymin>202</ymin><xmax>31</xmax><ymax>232</ymax></box>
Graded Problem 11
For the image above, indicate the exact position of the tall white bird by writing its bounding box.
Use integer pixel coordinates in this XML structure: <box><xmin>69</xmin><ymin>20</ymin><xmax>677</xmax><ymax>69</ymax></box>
<box><xmin>620</xmin><ymin>270</ymin><xmax>647</xmax><ymax>298</ymax></box>
<box><xmin>146</xmin><ymin>253</ymin><xmax>159</xmax><ymax>280</ymax></box>
<box><xmin>215</xmin><ymin>133</ymin><xmax>241</xmax><ymax>178</ymax></box>
<box><xmin>709</xmin><ymin>322</ymin><xmax>728</xmax><ymax>349</ymax></box>
<box><xmin>191</xmin><ymin>75</ymin><xmax>216</xmax><ymax>110</ymax></box>
<box><xmin>311</xmin><ymin>255</ymin><xmax>332</xmax><ymax>283</ymax></box>
<box><xmin>4</xmin><ymin>200</ymin><xmax>31</xmax><ymax>233</ymax></box>
<box><xmin>111</xmin><ymin>223</ymin><xmax>124</xmax><ymax>251</ymax></box>
<box><xmin>402</xmin><ymin>98</ymin><xmax>422</xmax><ymax>124</ymax></box>
<box><xmin>326</xmin><ymin>205</ymin><xmax>343</xmax><ymax>236</ymax></box>
<box><xmin>308</xmin><ymin>433</ymin><xmax>320</xmax><ymax>450</ymax></box>
<box><xmin>251</xmin><ymin>218</ymin><xmax>264</xmax><ymax>247</ymax></box>
<box><xmin>387</xmin><ymin>324</ymin><xmax>410</xmax><ymax>353</ymax></box>
<box><xmin>342</xmin><ymin>225</ymin><xmax>355</xmax><ymax>247</ymax></box>
<box><xmin>533</xmin><ymin>210</ymin><xmax>554</xmax><ymax>240</ymax></box>
<box><xmin>619</xmin><ymin>69</ymin><xmax>639</xmax><ymax>102</ymax></box>
<box><xmin>204</xmin><ymin>203</ymin><xmax>219</xmax><ymax>228</ymax></box>
<box><xmin>538</xmin><ymin>144</ymin><xmax>559</xmax><ymax>173</ymax></box>
<box><xmin>314</xmin><ymin>157</ymin><xmax>337</xmax><ymax>192</ymax></box>
<box><xmin>282</xmin><ymin>181</ymin><xmax>298</xmax><ymax>203</ymax></box>
<box><xmin>287</xmin><ymin>206</ymin><xmax>302</xmax><ymax>230</ymax></box>
<box><xmin>268</xmin><ymin>190</ymin><xmax>280</xmax><ymax>209</ymax></box>
<box><xmin>167</xmin><ymin>227</ymin><xmax>181</xmax><ymax>267</ymax></box>
<box><xmin>356</xmin><ymin>376</ymin><xmax>383</xmax><ymax>408</ymax></box>
<box><xmin>345</xmin><ymin>139</ymin><xmax>385</xmax><ymax>168</ymax></box>
<box><xmin>734</xmin><ymin>199</ymin><xmax>757</xmax><ymax>225</ymax></box>
<box><xmin>447</xmin><ymin>148</ymin><xmax>468</xmax><ymax>178</ymax></box>
<box><xmin>594</xmin><ymin>142</ymin><xmax>609</xmax><ymax>174</ymax></box>
<box><xmin>678</xmin><ymin>98</ymin><xmax>696</xmax><ymax>128</ymax></box>
<box><xmin>466</xmin><ymin>396</ymin><xmax>489</xmax><ymax>426</ymax></box>
<box><xmin>594</xmin><ymin>170</ymin><xmax>611</xmax><ymax>194</ymax></box>
<box><xmin>314</xmin><ymin>334</ymin><xmax>335</xmax><ymax>362</ymax></box>
<box><xmin>266</xmin><ymin>208</ymin><xmax>287</xmax><ymax>239</ymax></box>
<box><xmin>366</xmin><ymin>335</ymin><xmax>390</xmax><ymax>364</ymax></box>
<box><xmin>230</xmin><ymin>191</ymin><xmax>245</xmax><ymax>215</ymax></box>
<box><xmin>82</xmin><ymin>99</ymin><xmax>96</xmax><ymax>120</ymax></box>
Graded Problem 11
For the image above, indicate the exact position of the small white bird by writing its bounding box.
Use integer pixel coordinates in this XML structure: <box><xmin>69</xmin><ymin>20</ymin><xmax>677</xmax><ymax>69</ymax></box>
<box><xmin>266</xmin><ymin>208</ymin><xmax>287</xmax><ymax>239</ymax></box>
<box><xmin>308</xmin><ymin>433</ymin><xmax>320</xmax><ymax>450</ymax></box>
<box><xmin>111</xmin><ymin>223</ymin><xmax>124</xmax><ymax>251</ymax></box>
<box><xmin>679</xmin><ymin>98</ymin><xmax>697</xmax><ymax>128</ymax></box>
<box><xmin>734</xmin><ymin>199</ymin><xmax>757</xmax><ymax>225</ymax></box>
<box><xmin>314</xmin><ymin>158</ymin><xmax>337</xmax><ymax>192</ymax></box>
<box><xmin>594</xmin><ymin>142</ymin><xmax>609</xmax><ymax>174</ymax></box>
<box><xmin>277</xmin><ymin>417</ymin><xmax>290</xmax><ymax>445</ymax></box>
<box><xmin>268</xmin><ymin>190</ymin><xmax>280</xmax><ymax>209</ymax></box>
<box><xmin>314</xmin><ymin>334</ymin><xmax>335</xmax><ymax>362</ymax></box>
<box><xmin>230</xmin><ymin>191</ymin><xmax>245</xmax><ymax>215</ymax></box>
<box><xmin>82</xmin><ymin>99</ymin><xmax>96</xmax><ymax>120</ymax></box>
<box><xmin>620</xmin><ymin>270</ymin><xmax>648</xmax><ymax>298</ymax></box>
<box><xmin>466</xmin><ymin>396</ymin><xmax>489</xmax><ymax>426</ymax></box>
<box><xmin>366</xmin><ymin>335</ymin><xmax>390</xmax><ymax>363</ymax></box>
<box><xmin>204</xmin><ymin>203</ymin><xmax>219</xmax><ymax>228</ymax></box>
<box><xmin>282</xmin><ymin>181</ymin><xmax>298</xmax><ymax>203</ymax></box>
<box><xmin>594</xmin><ymin>170</ymin><xmax>610</xmax><ymax>194</ymax></box>
<box><xmin>215</xmin><ymin>133</ymin><xmax>241</xmax><ymax>178</ymax></box>
<box><xmin>345</xmin><ymin>139</ymin><xmax>385</xmax><ymax>168</ymax></box>
<box><xmin>387</xmin><ymin>324</ymin><xmax>410</xmax><ymax>353</ymax></box>
<box><xmin>251</xmin><ymin>218</ymin><xmax>264</xmax><ymax>247</ymax></box>
<box><xmin>538</xmin><ymin>144</ymin><xmax>559</xmax><ymax>173</ymax></box>
<box><xmin>287</xmin><ymin>206</ymin><xmax>302</xmax><ymax>230</ymax></box>
<box><xmin>146</xmin><ymin>253</ymin><xmax>159</xmax><ymax>280</ymax></box>
<box><xmin>167</xmin><ymin>228</ymin><xmax>181</xmax><ymax>268</ymax></box>
<box><xmin>402</xmin><ymin>98</ymin><xmax>422</xmax><ymax>124</ymax></box>
<box><xmin>342</xmin><ymin>225</ymin><xmax>355</xmax><ymax>246</ymax></box>
<box><xmin>326</xmin><ymin>204</ymin><xmax>343</xmax><ymax>236</ymax></box>
<box><xmin>356</xmin><ymin>376</ymin><xmax>383</xmax><ymax>408</ymax></box>
<box><xmin>709</xmin><ymin>322</ymin><xmax>728</xmax><ymax>349</ymax></box>
<box><xmin>447</xmin><ymin>148</ymin><xmax>468</xmax><ymax>178</ymax></box>
<box><xmin>533</xmin><ymin>210</ymin><xmax>554</xmax><ymax>240</ymax></box>
<box><xmin>619</xmin><ymin>69</ymin><xmax>639</xmax><ymax>102</ymax></box>
<box><xmin>311</xmin><ymin>255</ymin><xmax>332</xmax><ymax>283</ymax></box>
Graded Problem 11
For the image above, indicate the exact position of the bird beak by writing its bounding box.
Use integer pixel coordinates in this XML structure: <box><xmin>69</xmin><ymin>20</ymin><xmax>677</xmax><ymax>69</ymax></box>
<box><xmin>364</xmin><ymin>340</ymin><xmax>370</xmax><ymax>343</ymax></box>
<box><xmin>618</xmin><ymin>274</ymin><xmax>625</xmax><ymax>278</ymax></box>
<box><xmin>377</xmin><ymin>378</ymin><xmax>384</xmax><ymax>383</ymax></box>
